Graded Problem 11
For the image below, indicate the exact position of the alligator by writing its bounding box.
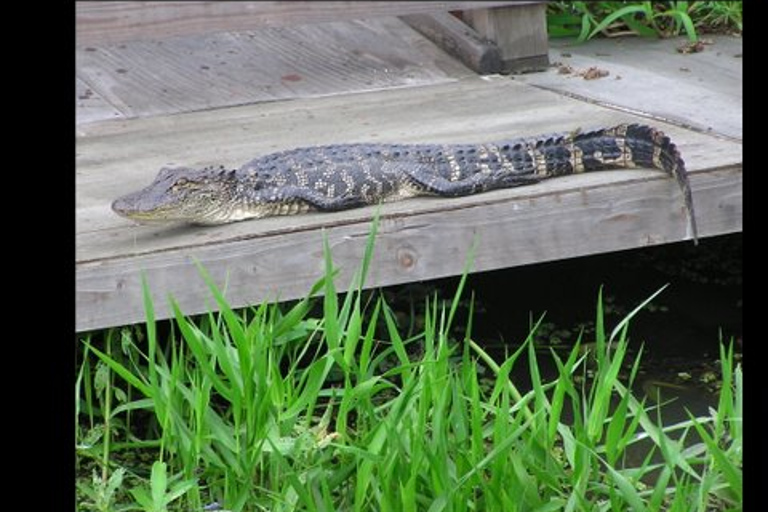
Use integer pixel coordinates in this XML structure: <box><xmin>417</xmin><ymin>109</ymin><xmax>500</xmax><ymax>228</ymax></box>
<box><xmin>112</xmin><ymin>123</ymin><xmax>698</xmax><ymax>243</ymax></box>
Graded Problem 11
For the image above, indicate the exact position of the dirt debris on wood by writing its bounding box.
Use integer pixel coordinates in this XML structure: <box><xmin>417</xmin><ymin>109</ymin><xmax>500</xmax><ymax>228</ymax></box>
<box><xmin>551</xmin><ymin>62</ymin><xmax>610</xmax><ymax>80</ymax></box>
<box><xmin>676</xmin><ymin>39</ymin><xmax>714</xmax><ymax>54</ymax></box>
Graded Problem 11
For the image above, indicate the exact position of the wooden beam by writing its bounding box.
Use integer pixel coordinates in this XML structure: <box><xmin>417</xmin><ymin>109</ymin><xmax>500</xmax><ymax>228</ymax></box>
<box><xmin>463</xmin><ymin>2</ymin><xmax>549</xmax><ymax>73</ymax></box>
<box><xmin>400</xmin><ymin>12</ymin><xmax>502</xmax><ymax>74</ymax></box>
<box><xmin>75</xmin><ymin>1</ymin><xmax>521</xmax><ymax>46</ymax></box>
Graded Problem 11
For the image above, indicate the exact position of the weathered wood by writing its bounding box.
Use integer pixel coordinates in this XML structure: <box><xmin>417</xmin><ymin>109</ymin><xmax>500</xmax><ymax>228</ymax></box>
<box><xmin>400</xmin><ymin>12</ymin><xmax>502</xmax><ymax>74</ymax></box>
<box><xmin>76</xmin><ymin>165</ymin><xmax>741</xmax><ymax>332</ymax></box>
<box><xmin>463</xmin><ymin>2</ymin><xmax>549</xmax><ymax>73</ymax></box>
<box><xmin>75</xmin><ymin>1</ymin><xmax>521</xmax><ymax>46</ymax></box>
<box><xmin>76</xmin><ymin>76</ymin><xmax>738</xmax><ymax>256</ymax></box>
<box><xmin>75</xmin><ymin>17</ymin><xmax>472</xmax><ymax>123</ymax></box>
<box><xmin>76</xmin><ymin>77</ymin><xmax>742</xmax><ymax>332</ymax></box>
<box><xmin>76</xmin><ymin>76</ymin><xmax>124</xmax><ymax>124</ymax></box>
<box><xmin>517</xmin><ymin>35</ymin><xmax>743</xmax><ymax>140</ymax></box>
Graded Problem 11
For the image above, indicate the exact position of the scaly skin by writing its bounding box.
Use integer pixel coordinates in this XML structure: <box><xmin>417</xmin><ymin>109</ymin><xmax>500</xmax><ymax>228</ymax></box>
<box><xmin>112</xmin><ymin>124</ymin><xmax>698</xmax><ymax>242</ymax></box>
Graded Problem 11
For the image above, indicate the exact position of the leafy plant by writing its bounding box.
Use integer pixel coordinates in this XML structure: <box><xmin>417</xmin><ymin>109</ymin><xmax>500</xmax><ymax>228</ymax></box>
<box><xmin>130</xmin><ymin>461</ymin><xmax>197</xmax><ymax>512</ymax></box>
<box><xmin>689</xmin><ymin>1</ymin><xmax>742</xmax><ymax>33</ymax></box>
<box><xmin>547</xmin><ymin>1</ymin><xmax>742</xmax><ymax>42</ymax></box>
<box><xmin>76</xmin><ymin>467</ymin><xmax>128</xmax><ymax>512</ymax></box>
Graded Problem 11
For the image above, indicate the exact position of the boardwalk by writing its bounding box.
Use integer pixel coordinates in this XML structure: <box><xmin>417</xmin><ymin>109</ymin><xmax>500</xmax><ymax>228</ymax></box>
<box><xmin>76</xmin><ymin>3</ymin><xmax>742</xmax><ymax>332</ymax></box>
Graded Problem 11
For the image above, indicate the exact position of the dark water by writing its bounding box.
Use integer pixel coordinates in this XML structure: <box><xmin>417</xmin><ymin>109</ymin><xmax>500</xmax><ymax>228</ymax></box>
<box><xmin>413</xmin><ymin>232</ymin><xmax>742</xmax><ymax>421</ymax></box>
<box><xmin>468</xmin><ymin>233</ymin><xmax>742</xmax><ymax>357</ymax></box>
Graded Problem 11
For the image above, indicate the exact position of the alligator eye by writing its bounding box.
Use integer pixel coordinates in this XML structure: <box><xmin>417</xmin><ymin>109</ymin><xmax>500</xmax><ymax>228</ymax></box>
<box><xmin>170</xmin><ymin>177</ymin><xmax>190</xmax><ymax>193</ymax></box>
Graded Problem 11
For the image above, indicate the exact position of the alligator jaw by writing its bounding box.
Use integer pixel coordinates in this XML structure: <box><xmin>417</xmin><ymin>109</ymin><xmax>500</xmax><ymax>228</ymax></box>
<box><xmin>111</xmin><ymin>189</ymin><xmax>165</xmax><ymax>222</ymax></box>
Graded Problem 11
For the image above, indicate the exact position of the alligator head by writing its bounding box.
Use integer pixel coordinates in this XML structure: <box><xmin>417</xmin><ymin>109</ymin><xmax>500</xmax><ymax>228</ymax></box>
<box><xmin>111</xmin><ymin>166</ymin><xmax>241</xmax><ymax>225</ymax></box>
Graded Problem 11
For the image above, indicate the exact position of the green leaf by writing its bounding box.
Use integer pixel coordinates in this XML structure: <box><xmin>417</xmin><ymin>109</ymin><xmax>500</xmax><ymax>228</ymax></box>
<box><xmin>587</xmin><ymin>5</ymin><xmax>648</xmax><ymax>40</ymax></box>
<box><xmin>129</xmin><ymin>486</ymin><xmax>154</xmax><ymax>510</ymax></box>
<box><xmin>165</xmin><ymin>477</ymin><xmax>198</xmax><ymax>505</ymax></box>
<box><xmin>171</xmin><ymin>299</ymin><xmax>234</xmax><ymax>403</ymax></box>
<box><xmin>84</xmin><ymin>342</ymin><xmax>152</xmax><ymax>398</ymax></box>
<box><xmin>619</xmin><ymin>12</ymin><xmax>658</xmax><ymax>38</ymax></box>
<box><xmin>343</xmin><ymin>303</ymin><xmax>362</xmax><ymax>367</ymax></box>
<box><xmin>688</xmin><ymin>413</ymin><xmax>742</xmax><ymax>501</ymax></box>
<box><xmin>445</xmin><ymin>237</ymin><xmax>476</xmax><ymax>334</ymax></box>
<box><xmin>602</xmin><ymin>462</ymin><xmax>648</xmax><ymax>512</ymax></box>
<box><xmin>322</xmin><ymin>232</ymin><xmax>340</xmax><ymax>351</ymax></box>
<box><xmin>150</xmin><ymin>461</ymin><xmax>169</xmax><ymax>506</ymax></box>
<box><xmin>666</xmin><ymin>9</ymin><xmax>698</xmax><ymax>41</ymax></box>
<box><xmin>548</xmin><ymin>342</ymin><xmax>584</xmax><ymax>446</ymax></box>
<box><xmin>578</xmin><ymin>9</ymin><xmax>594</xmax><ymax>42</ymax></box>
<box><xmin>610</xmin><ymin>284</ymin><xmax>668</xmax><ymax>343</ymax></box>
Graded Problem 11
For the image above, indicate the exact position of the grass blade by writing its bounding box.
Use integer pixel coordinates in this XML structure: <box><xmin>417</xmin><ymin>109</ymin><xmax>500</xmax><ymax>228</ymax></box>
<box><xmin>609</xmin><ymin>284</ymin><xmax>668</xmax><ymax>343</ymax></box>
<box><xmin>687</xmin><ymin>413</ymin><xmax>742</xmax><ymax>502</ymax></box>
<box><xmin>83</xmin><ymin>342</ymin><xmax>151</xmax><ymax>398</ymax></box>
<box><xmin>587</xmin><ymin>5</ymin><xmax>649</xmax><ymax>39</ymax></box>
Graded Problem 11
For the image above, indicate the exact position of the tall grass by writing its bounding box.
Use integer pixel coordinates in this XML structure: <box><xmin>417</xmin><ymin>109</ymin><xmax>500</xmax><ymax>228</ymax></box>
<box><xmin>76</xmin><ymin>220</ymin><xmax>742</xmax><ymax>511</ymax></box>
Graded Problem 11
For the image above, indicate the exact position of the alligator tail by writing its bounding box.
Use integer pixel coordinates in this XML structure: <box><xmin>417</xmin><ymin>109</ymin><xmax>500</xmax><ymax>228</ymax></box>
<box><xmin>573</xmin><ymin>124</ymin><xmax>698</xmax><ymax>244</ymax></box>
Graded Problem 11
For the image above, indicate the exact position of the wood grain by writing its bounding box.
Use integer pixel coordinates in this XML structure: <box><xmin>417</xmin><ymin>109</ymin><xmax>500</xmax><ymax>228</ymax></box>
<box><xmin>463</xmin><ymin>3</ymin><xmax>549</xmax><ymax>71</ymax></box>
<box><xmin>75</xmin><ymin>1</ymin><xmax>524</xmax><ymax>46</ymax></box>
<box><xmin>401</xmin><ymin>12</ymin><xmax>502</xmax><ymax>74</ymax></box>
<box><xmin>515</xmin><ymin>35</ymin><xmax>743</xmax><ymax>140</ymax></box>
<box><xmin>75</xmin><ymin>17</ymin><xmax>473</xmax><ymax>123</ymax></box>
<box><xmin>76</xmin><ymin>76</ymin><xmax>124</xmax><ymax>124</ymax></box>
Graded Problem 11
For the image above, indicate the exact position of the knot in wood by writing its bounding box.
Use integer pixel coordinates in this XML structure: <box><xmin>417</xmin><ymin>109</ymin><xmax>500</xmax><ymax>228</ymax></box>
<box><xmin>396</xmin><ymin>245</ymin><xmax>418</xmax><ymax>271</ymax></box>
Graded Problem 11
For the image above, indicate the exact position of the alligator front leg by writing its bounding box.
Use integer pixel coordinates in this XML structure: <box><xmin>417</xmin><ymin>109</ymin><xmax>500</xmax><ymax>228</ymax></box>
<box><xmin>257</xmin><ymin>185</ymin><xmax>369</xmax><ymax>212</ymax></box>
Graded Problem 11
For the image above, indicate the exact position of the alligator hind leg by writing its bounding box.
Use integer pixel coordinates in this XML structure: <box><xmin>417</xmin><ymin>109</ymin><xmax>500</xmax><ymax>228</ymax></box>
<box><xmin>399</xmin><ymin>164</ymin><xmax>541</xmax><ymax>197</ymax></box>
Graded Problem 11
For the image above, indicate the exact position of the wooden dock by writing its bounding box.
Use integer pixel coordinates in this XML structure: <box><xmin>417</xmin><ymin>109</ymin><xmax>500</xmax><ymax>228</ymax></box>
<box><xmin>76</xmin><ymin>2</ymin><xmax>742</xmax><ymax>332</ymax></box>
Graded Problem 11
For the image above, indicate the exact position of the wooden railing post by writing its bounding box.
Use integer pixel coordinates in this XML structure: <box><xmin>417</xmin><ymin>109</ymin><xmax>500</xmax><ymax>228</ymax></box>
<box><xmin>461</xmin><ymin>2</ymin><xmax>549</xmax><ymax>73</ymax></box>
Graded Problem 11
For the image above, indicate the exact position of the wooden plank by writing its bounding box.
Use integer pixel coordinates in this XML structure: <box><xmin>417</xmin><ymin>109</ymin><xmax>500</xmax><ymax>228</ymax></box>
<box><xmin>76</xmin><ymin>76</ymin><xmax>125</xmax><ymax>124</ymax></box>
<box><xmin>76</xmin><ymin>1</ymin><xmax>522</xmax><ymax>46</ymax></box>
<box><xmin>400</xmin><ymin>12</ymin><xmax>502</xmax><ymax>74</ymax></box>
<box><xmin>77</xmin><ymin>166</ymin><xmax>741</xmax><ymax>332</ymax></box>
<box><xmin>463</xmin><ymin>3</ymin><xmax>549</xmax><ymax>72</ymax></box>
<box><xmin>76</xmin><ymin>77</ymin><xmax>742</xmax><ymax>332</ymax></box>
<box><xmin>75</xmin><ymin>17</ymin><xmax>473</xmax><ymax>122</ymax></box>
<box><xmin>517</xmin><ymin>35</ymin><xmax>743</xmax><ymax>140</ymax></box>
<box><xmin>76</xmin><ymin>76</ymin><xmax>741</xmax><ymax>257</ymax></box>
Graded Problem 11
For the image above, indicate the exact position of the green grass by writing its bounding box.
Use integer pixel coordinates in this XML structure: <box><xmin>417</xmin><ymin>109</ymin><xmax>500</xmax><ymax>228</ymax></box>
<box><xmin>547</xmin><ymin>1</ymin><xmax>743</xmax><ymax>42</ymax></box>
<box><xmin>76</xmin><ymin>220</ymin><xmax>742</xmax><ymax>511</ymax></box>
